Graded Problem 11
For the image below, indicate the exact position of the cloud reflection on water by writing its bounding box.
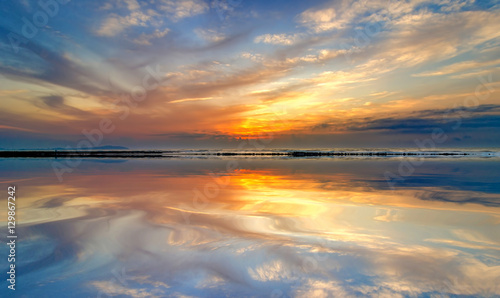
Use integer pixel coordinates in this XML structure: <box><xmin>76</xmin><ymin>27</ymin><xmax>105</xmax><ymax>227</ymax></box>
<box><xmin>0</xmin><ymin>158</ymin><xmax>499</xmax><ymax>297</ymax></box>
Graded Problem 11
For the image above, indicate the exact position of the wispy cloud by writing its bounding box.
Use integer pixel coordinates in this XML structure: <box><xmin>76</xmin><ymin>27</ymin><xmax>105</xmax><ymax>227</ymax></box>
<box><xmin>133</xmin><ymin>28</ymin><xmax>170</xmax><ymax>45</ymax></box>
<box><xmin>95</xmin><ymin>0</ymin><xmax>154</xmax><ymax>36</ymax></box>
<box><xmin>413</xmin><ymin>59</ymin><xmax>500</xmax><ymax>77</ymax></box>
<box><xmin>254</xmin><ymin>33</ymin><xmax>301</xmax><ymax>45</ymax></box>
<box><xmin>298</xmin><ymin>7</ymin><xmax>342</xmax><ymax>32</ymax></box>
<box><xmin>159</xmin><ymin>0</ymin><xmax>208</xmax><ymax>22</ymax></box>
<box><xmin>195</xmin><ymin>28</ymin><xmax>226</xmax><ymax>43</ymax></box>
<box><xmin>0</xmin><ymin>124</ymin><xmax>37</xmax><ymax>132</ymax></box>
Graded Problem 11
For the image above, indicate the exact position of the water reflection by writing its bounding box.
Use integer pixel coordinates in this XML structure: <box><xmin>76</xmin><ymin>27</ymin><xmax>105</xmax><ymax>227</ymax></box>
<box><xmin>1</xmin><ymin>158</ymin><xmax>499</xmax><ymax>297</ymax></box>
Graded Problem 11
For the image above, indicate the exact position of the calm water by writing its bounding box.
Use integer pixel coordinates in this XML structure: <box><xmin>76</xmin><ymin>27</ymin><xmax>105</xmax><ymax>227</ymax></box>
<box><xmin>1</xmin><ymin>157</ymin><xmax>499</xmax><ymax>297</ymax></box>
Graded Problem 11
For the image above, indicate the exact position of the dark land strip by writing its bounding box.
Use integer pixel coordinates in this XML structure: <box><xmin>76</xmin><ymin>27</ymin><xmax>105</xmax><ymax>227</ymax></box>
<box><xmin>0</xmin><ymin>150</ymin><xmax>483</xmax><ymax>159</ymax></box>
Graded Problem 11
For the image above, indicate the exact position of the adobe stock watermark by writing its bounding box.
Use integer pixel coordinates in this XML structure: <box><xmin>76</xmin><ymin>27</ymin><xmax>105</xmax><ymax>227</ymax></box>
<box><xmin>8</xmin><ymin>0</ymin><xmax>71</xmax><ymax>53</ymax></box>
<box><xmin>384</xmin><ymin>73</ymin><xmax>495</xmax><ymax>189</ymax></box>
<box><xmin>51</xmin><ymin>64</ymin><xmax>169</xmax><ymax>182</ymax></box>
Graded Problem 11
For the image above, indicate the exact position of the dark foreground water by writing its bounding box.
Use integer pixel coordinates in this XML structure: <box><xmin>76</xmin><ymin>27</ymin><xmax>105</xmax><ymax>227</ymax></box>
<box><xmin>1</xmin><ymin>157</ymin><xmax>499</xmax><ymax>297</ymax></box>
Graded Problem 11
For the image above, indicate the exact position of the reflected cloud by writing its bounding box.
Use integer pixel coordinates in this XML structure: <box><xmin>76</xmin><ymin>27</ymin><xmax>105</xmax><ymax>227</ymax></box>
<box><xmin>1</xmin><ymin>159</ymin><xmax>499</xmax><ymax>296</ymax></box>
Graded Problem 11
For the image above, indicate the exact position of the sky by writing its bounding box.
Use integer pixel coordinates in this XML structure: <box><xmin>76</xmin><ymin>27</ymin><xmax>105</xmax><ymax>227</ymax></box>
<box><xmin>0</xmin><ymin>0</ymin><xmax>500</xmax><ymax>149</ymax></box>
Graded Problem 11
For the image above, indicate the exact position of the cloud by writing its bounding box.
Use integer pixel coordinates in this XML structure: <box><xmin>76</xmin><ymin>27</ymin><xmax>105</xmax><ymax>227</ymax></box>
<box><xmin>95</xmin><ymin>0</ymin><xmax>161</xmax><ymax>37</ymax></box>
<box><xmin>311</xmin><ymin>104</ymin><xmax>500</xmax><ymax>136</ymax></box>
<box><xmin>417</xmin><ymin>104</ymin><xmax>500</xmax><ymax>117</ymax></box>
<box><xmin>362</xmin><ymin>114</ymin><xmax>500</xmax><ymax>134</ymax></box>
<box><xmin>133</xmin><ymin>28</ymin><xmax>171</xmax><ymax>45</ymax></box>
<box><xmin>149</xmin><ymin>132</ymin><xmax>213</xmax><ymax>139</ymax></box>
<box><xmin>295</xmin><ymin>0</ymin><xmax>500</xmax><ymax>74</ymax></box>
<box><xmin>450</xmin><ymin>67</ymin><xmax>500</xmax><ymax>79</ymax></box>
<box><xmin>151</xmin><ymin>58</ymin><xmax>303</xmax><ymax>106</ymax></box>
<box><xmin>91</xmin><ymin>280</ymin><xmax>164</xmax><ymax>298</ymax></box>
<box><xmin>169</xmin><ymin>97</ymin><xmax>213</xmax><ymax>104</ymax></box>
<box><xmin>416</xmin><ymin>190</ymin><xmax>500</xmax><ymax>208</ymax></box>
<box><xmin>413</xmin><ymin>58</ymin><xmax>500</xmax><ymax>77</ymax></box>
<box><xmin>296</xmin><ymin>0</ymin><xmax>390</xmax><ymax>33</ymax></box>
<box><xmin>0</xmin><ymin>41</ymin><xmax>112</xmax><ymax>96</ymax></box>
<box><xmin>377</xmin><ymin>10</ymin><xmax>500</xmax><ymax>68</ymax></box>
<box><xmin>0</xmin><ymin>124</ymin><xmax>37</xmax><ymax>133</ymax></box>
<box><xmin>298</xmin><ymin>7</ymin><xmax>341</xmax><ymax>32</ymax></box>
<box><xmin>195</xmin><ymin>28</ymin><xmax>226</xmax><ymax>43</ymax></box>
<box><xmin>293</xmin><ymin>6</ymin><xmax>500</xmax><ymax>99</ymax></box>
<box><xmin>96</xmin><ymin>16</ymin><xmax>128</xmax><ymax>36</ymax></box>
<box><xmin>95</xmin><ymin>0</ymin><xmax>208</xmax><ymax>38</ymax></box>
<box><xmin>237</xmin><ymin>7</ymin><xmax>500</xmax><ymax>118</ymax></box>
<box><xmin>297</xmin><ymin>0</ymin><xmax>479</xmax><ymax>33</ymax></box>
<box><xmin>159</xmin><ymin>0</ymin><xmax>209</xmax><ymax>22</ymax></box>
<box><xmin>254</xmin><ymin>33</ymin><xmax>300</xmax><ymax>45</ymax></box>
<box><xmin>248</xmin><ymin>260</ymin><xmax>295</xmax><ymax>282</ymax></box>
<box><xmin>439</xmin><ymin>0</ymin><xmax>475</xmax><ymax>12</ymax></box>
<box><xmin>34</xmin><ymin>95</ymin><xmax>89</xmax><ymax>117</ymax></box>
<box><xmin>294</xmin><ymin>280</ymin><xmax>350</xmax><ymax>297</ymax></box>
<box><xmin>40</xmin><ymin>95</ymin><xmax>64</xmax><ymax>108</ymax></box>
<box><xmin>96</xmin><ymin>11</ymin><xmax>153</xmax><ymax>37</ymax></box>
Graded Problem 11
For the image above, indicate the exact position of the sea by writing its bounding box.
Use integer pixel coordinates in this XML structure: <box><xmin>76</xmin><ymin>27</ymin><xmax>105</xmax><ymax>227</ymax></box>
<box><xmin>0</xmin><ymin>148</ymin><xmax>499</xmax><ymax>296</ymax></box>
